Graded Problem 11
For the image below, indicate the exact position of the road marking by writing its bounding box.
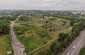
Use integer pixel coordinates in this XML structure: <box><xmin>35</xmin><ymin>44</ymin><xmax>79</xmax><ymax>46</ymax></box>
<box><xmin>65</xmin><ymin>34</ymin><xmax>82</xmax><ymax>55</ymax></box>
<box><xmin>66</xmin><ymin>33</ymin><xmax>85</xmax><ymax>55</ymax></box>
<box><xmin>63</xmin><ymin>31</ymin><xmax>85</xmax><ymax>55</ymax></box>
<box><xmin>70</xmin><ymin>34</ymin><xmax>85</xmax><ymax>55</ymax></box>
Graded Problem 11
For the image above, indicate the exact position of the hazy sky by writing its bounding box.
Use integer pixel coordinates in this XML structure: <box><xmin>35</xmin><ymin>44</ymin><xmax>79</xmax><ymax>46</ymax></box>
<box><xmin>0</xmin><ymin>0</ymin><xmax>85</xmax><ymax>10</ymax></box>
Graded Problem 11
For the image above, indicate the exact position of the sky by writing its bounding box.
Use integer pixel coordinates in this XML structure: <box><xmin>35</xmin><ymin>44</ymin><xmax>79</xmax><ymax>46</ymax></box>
<box><xmin>0</xmin><ymin>0</ymin><xmax>85</xmax><ymax>10</ymax></box>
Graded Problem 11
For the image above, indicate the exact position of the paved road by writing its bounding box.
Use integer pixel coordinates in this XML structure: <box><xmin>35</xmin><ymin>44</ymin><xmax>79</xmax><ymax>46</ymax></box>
<box><xmin>10</xmin><ymin>16</ymin><xmax>26</xmax><ymax>55</ymax></box>
<box><xmin>63</xmin><ymin>30</ymin><xmax>85</xmax><ymax>55</ymax></box>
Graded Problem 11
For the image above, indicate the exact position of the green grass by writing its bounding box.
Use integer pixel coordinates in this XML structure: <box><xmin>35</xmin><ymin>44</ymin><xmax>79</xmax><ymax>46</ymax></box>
<box><xmin>27</xmin><ymin>27</ymin><xmax>72</xmax><ymax>55</ymax></box>
<box><xmin>0</xmin><ymin>35</ymin><xmax>13</xmax><ymax>55</ymax></box>
<box><xmin>14</xmin><ymin>16</ymin><xmax>70</xmax><ymax>54</ymax></box>
<box><xmin>19</xmin><ymin>35</ymin><xmax>43</xmax><ymax>53</ymax></box>
<box><xmin>15</xmin><ymin>24</ymin><xmax>51</xmax><ymax>53</ymax></box>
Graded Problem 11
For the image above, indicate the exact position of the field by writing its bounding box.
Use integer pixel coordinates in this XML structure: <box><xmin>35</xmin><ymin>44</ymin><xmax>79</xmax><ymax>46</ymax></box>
<box><xmin>27</xmin><ymin>27</ymin><xmax>72</xmax><ymax>55</ymax></box>
<box><xmin>0</xmin><ymin>35</ymin><xmax>13</xmax><ymax>55</ymax></box>
<box><xmin>13</xmin><ymin>16</ymin><xmax>71</xmax><ymax>54</ymax></box>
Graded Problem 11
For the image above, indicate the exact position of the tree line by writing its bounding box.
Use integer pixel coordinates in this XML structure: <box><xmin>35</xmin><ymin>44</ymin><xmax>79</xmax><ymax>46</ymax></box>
<box><xmin>0</xmin><ymin>20</ymin><xmax>10</xmax><ymax>34</ymax></box>
<box><xmin>39</xmin><ymin>18</ymin><xmax>85</xmax><ymax>55</ymax></box>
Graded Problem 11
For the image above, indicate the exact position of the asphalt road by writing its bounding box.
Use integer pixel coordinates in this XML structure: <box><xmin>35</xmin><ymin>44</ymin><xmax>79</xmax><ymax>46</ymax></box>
<box><xmin>62</xmin><ymin>30</ymin><xmax>85</xmax><ymax>55</ymax></box>
<box><xmin>10</xmin><ymin>16</ymin><xmax>26</xmax><ymax>55</ymax></box>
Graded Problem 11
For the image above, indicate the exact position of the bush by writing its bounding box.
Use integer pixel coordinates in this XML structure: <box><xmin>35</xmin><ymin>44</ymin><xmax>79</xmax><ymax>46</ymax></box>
<box><xmin>18</xmin><ymin>16</ymin><xmax>32</xmax><ymax>21</ymax></box>
<box><xmin>50</xmin><ymin>41</ymin><xmax>62</xmax><ymax>54</ymax></box>
<box><xmin>37</xmin><ymin>29</ymin><xmax>50</xmax><ymax>37</ymax></box>
<box><xmin>79</xmin><ymin>47</ymin><xmax>85</xmax><ymax>55</ymax></box>
<box><xmin>43</xmin><ymin>23</ymin><xmax>55</xmax><ymax>29</ymax></box>
<box><xmin>58</xmin><ymin>33</ymin><xmax>69</xmax><ymax>42</ymax></box>
<box><xmin>39</xmin><ymin>49</ymin><xmax>51</xmax><ymax>55</ymax></box>
<box><xmin>0</xmin><ymin>20</ymin><xmax>10</xmax><ymax>34</ymax></box>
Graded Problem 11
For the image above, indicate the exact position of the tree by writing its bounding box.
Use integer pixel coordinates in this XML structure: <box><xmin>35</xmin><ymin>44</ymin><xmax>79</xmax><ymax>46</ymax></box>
<box><xmin>79</xmin><ymin>47</ymin><xmax>85</xmax><ymax>55</ymax></box>
<box><xmin>70</xmin><ymin>21</ymin><xmax>74</xmax><ymax>26</ymax></box>
<box><xmin>50</xmin><ymin>41</ymin><xmax>61</xmax><ymax>55</ymax></box>
<box><xmin>0</xmin><ymin>20</ymin><xmax>10</xmax><ymax>34</ymax></box>
<box><xmin>58</xmin><ymin>33</ymin><xmax>69</xmax><ymax>42</ymax></box>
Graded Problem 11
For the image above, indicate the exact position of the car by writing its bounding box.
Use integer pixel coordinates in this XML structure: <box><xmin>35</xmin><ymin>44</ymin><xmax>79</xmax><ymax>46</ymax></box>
<box><xmin>73</xmin><ymin>46</ymin><xmax>75</xmax><ymax>48</ymax></box>
<box><xmin>67</xmin><ymin>53</ymin><xmax>69</xmax><ymax>55</ymax></box>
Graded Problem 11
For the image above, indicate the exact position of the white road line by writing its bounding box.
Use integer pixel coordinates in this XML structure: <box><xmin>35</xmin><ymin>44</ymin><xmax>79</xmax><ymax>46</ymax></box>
<box><xmin>71</xmin><ymin>34</ymin><xmax>85</xmax><ymax>55</ymax></box>
<box><xmin>67</xmin><ymin>33</ymin><xmax>85</xmax><ymax>55</ymax></box>
<box><xmin>66</xmin><ymin>34</ymin><xmax>82</xmax><ymax>55</ymax></box>
<box><xmin>63</xmin><ymin>31</ymin><xmax>85</xmax><ymax>55</ymax></box>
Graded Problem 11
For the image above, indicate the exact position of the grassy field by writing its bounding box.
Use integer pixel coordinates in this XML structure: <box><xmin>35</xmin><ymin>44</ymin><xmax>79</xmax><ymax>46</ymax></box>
<box><xmin>14</xmin><ymin>16</ymin><xmax>70</xmax><ymax>54</ymax></box>
<box><xmin>27</xmin><ymin>27</ymin><xmax>72</xmax><ymax>55</ymax></box>
<box><xmin>0</xmin><ymin>35</ymin><xmax>13</xmax><ymax>55</ymax></box>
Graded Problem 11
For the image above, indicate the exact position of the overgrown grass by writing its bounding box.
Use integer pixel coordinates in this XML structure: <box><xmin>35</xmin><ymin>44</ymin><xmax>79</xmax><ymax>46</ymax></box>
<box><xmin>27</xmin><ymin>27</ymin><xmax>71</xmax><ymax>55</ymax></box>
<box><xmin>14</xmin><ymin>16</ymin><xmax>70</xmax><ymax>54</ymax></box>
<box><xmin>0</xmin><ymin>35</ymin><xmax>13</xmax><ymax>55</ymax></box>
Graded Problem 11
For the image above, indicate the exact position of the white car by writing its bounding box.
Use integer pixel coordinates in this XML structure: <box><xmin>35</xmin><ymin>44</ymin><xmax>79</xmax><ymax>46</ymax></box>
<box><xmin>67</xmin><ymin>53</ymin><xmax>69</xmax><ymax>55</ymax></box>
<box><xmin>73</xmin><ymin>46</ymin><xmax>75</xmax><ymax>48</ymax></box>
